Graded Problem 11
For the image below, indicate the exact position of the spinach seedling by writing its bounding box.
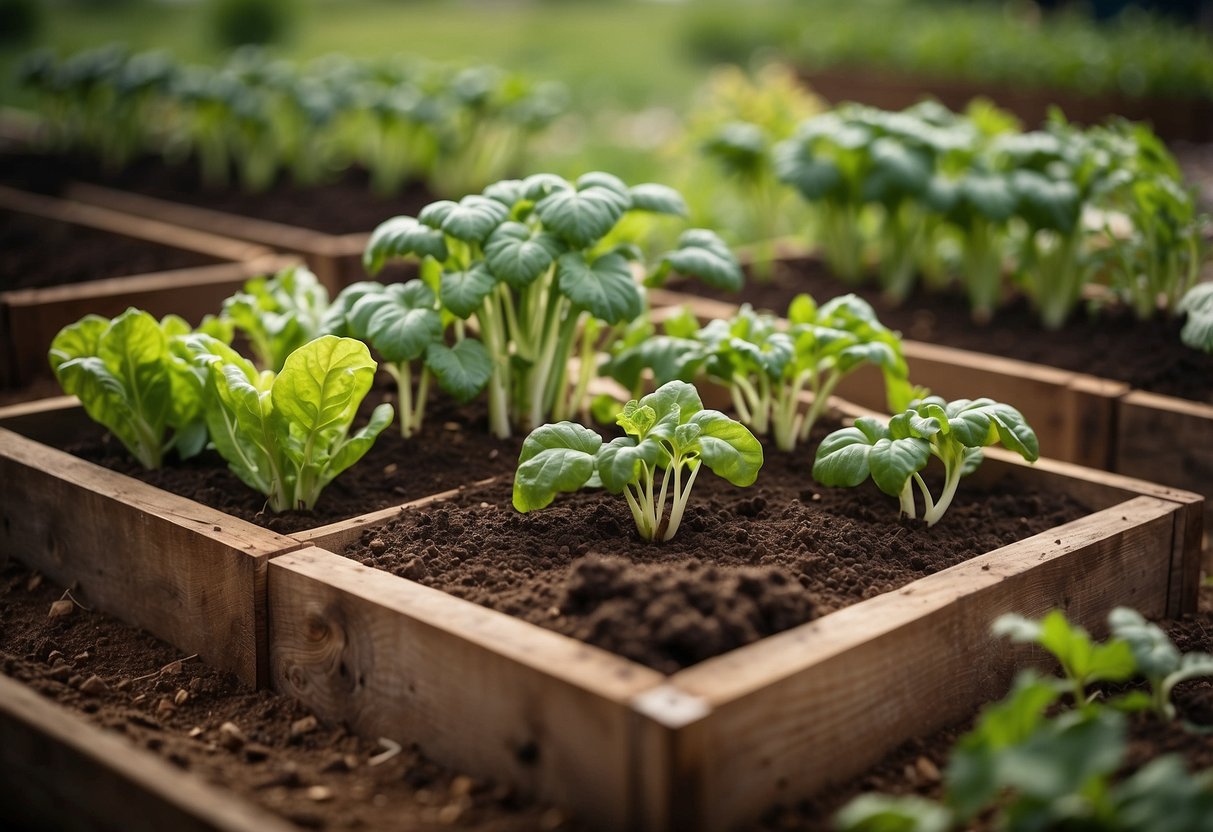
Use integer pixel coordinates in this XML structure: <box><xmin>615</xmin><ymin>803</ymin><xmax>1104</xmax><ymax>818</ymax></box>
<box><xmin>325</xmin><ymin>279</ymin><xmax>491</xmax><ymax>438</ymax></box>
<box><xmin>221</xmin><ymin>264</ymin><xmax>331</xmax><ymax>372</ymax></box>
<box><xmin>1108</xmin><ymin>606</ymin><xmax>1213</xmax><ymax>722</ymax></box>
<box><xmin>812</xmin><ymin>396</ymin><xmax>1038</xmax><ymax>526</ymax></box>
<box><xmin>49</xmin><ymin>308</ymin><xmax>229</xmax><ymax>469</ymax></box>
<box><xmin>185</xmin><ymin>334</ymin><xmax>393</xmax><ymax>512</ymax></box>
<box><xmin>512</xmin><ymin>380</ymin><xmax>762</xmax><ymax>541</ymax></box>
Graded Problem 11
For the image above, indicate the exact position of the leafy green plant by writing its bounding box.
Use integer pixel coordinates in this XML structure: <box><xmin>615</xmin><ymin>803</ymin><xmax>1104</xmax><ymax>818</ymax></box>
<box><xmin>812</xmin><ymin>396</ymin><xmax>1038</xmax><ymax>526</ymax></box>
<box><xmin>1108</xmin><ymin>607</ymin><xmax>1213</xmax><ymax>722</ymax></box>
<box><xmin>605</xmin><ymin>294</ymin><xmax>913</xmax><ymax>452</ymax></box>
<box><xmin>512</xmin><ymin>380</ymin><xmax>762</xmax><ymax>542</ymax></box>
<box><xmin>1179</xmin><ymin>283</ymin><xmax>1213</xmax><ymax>353</ymax></box>
<box><xmin>364</xmin><ymin>172</ymin><xmax>743</xmax><ymax>439</ymax></box>
<box><xmin>836</xmin><ymin>607</ymin><xmax>1213</xmax><ymax>832</ymax></box>
<box><xmin>184</xmin><ymin>334</ymin><xmax>392</xmax><ymax>512</ymax></box>
<box><xmin>325</xmin><ymin>279</ymin><xmax>491</xmax><ymax>438</ymax></box>
<box><xmin>48</xmin><ymin>308</ymin><xmax>228</xmax><ymax>469</ymax></box>
<box><xmin>221</xmin><ymin>264</ymin><xmax>330</xmax><ymax>372</ymax></box>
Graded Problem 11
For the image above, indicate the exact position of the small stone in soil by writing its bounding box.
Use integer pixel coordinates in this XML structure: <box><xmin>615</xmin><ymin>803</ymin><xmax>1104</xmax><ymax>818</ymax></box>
<box><xmin>437</xmin><ymin>804</ymin><xmax>464</xmax><ymax>824</ymax></box>
<box><xmin>79</xmin><ymin>675</ymin><xmax>109</xmax><ymax>695</ymax></box>
<box><xmin>27</xmin><ymin>573</ymin><xmax>43</xmax><ymax>591</ymax></box>
<box><xmin>48</xmin><ymin>599</ymin><xmax>74</xmax><ymax>619</ymax></box>
<box><xmin>174</xmin><ymin>689</ymin><xmax>189</xmax><ymax>706</ymax></box>
<box><xmin>156</xmin><ymin>697</ymin><xmax>174</xmax><ymax>715</ymax></box>
<box><xmin>218</xmin><ymin>721</ymin><xmax>246</xmax><ymax>751</ymax></box>
<box><xmin>307</xmin><ymin>785</ymin><xmax>333</xmax><ymax>802</ymax></box>
<box><xmin>188</xmin><ymin>726</ymin><xmax>204</xmax><ymax>738</ymax></box>
<box><xmin>290</xmin><ymin>714</ymin><xmax>318</xmax><ymax>739</ymax></box>
<box><xmin>46</xmin><ymin>650</ymin><xmax>63</xmax><ymax>664</ymax></box>
<box><xmin>915</xmin><ymin>755</ymin><xmax>941</xmax><ymax>782</ymax></box>
<box><xmin>449</xmin><ymin>775</ymin><xmax>475</xmax><ymax>798</ymax></box>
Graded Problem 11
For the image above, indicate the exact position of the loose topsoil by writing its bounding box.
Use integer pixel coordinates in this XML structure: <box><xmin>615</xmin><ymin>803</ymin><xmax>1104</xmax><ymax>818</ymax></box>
<box><xmin>342</xmin><ymin>427</ymin><xmax>1089</xmax><ymax>675</ymax></box>
<box><xmin>51</xmin><ymin>392</ymin><xmax>524</xmax><ymax>534</ymax></box>
<box><xmin>670</xmin><ymin>257</ymin><xmax>1213</xmax><ymax>404</ymax></box>
<box><xmin>1</xmin><ymin>152</ymin><xmax>433</xmax><ymax>236</ymax></box>
<box><xmin>0</xmin><ymin>560</ymin><xmax>578</xmax><ymax>831</ymax></box>
<box><xmin>1</xmin><ymin>208</ymin><xmax>219</xmax><ymax>290</ymax></box>
<box><xmin>759</xmin><ymin>585</ymin><xmax>1213</xmax><ymax>832</ymax></box>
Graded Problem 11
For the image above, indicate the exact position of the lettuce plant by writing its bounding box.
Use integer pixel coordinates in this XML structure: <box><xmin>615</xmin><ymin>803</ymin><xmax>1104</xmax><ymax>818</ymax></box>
<box><xmin>364</xmin><ymin>172</ymin><xmax>742</xmax><ymax>439</ymax></box>
<box><xmin>512</xmin><ymin>380</ymin><xmax>762</xmax><ymax>542</ymax></box>
<box><xmin>49</xmin><ymin>308</ymin><xmax>230</xmax><ymax>469</ymax></box>
<box><xmin>221</xmin><ymin>264</ymin><xmax>330</xmax><ymax>372</ymax></box>
<box><xmin>812</xmin><ymin>396</ymin><xmax>1038</xmax><ymax>526</ymax></box>
<box><xmin>1107</xmin><ymin>607</ymin><xmax>1213</xmax><ymax>722</ymax></box>
<box><xmin>324</xmin><ymin>279</ymin><xmax>491</xmax><ymax>438</ymax></box>
<box><xmin>185</xmin><ymin>334</ymin><xmax>393</xmax><ymax>512</ymax></box>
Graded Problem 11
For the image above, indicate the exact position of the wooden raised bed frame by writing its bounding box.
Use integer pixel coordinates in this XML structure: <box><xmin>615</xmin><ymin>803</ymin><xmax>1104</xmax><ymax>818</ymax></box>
<box><xmin>1</xmin><ymin>389</ymin><xmax>1201</xmax><ymax>830</ymax></box>
<box><xmin>648</xmin><ymin>286</ymin><xmax>1213</xmax><ymax>563</ymax></box>
<box><xmin>0</xmin><ymin>398</ymin><xmax>300</xmax><ymax>687</ymax></box>
<box><xmin>0</xmin><ymin>674</ymin><xmax>297</xmax><ymax>832</ymax></box>
<box><xmin>0</xmin><ymin>184</ymin><xmax>289</xmax><ymax>389</ymax></box>
<box><xmin>64</xmin><ymin>182</ymin><xmax>373</xmax><ymax>292</ymax></box>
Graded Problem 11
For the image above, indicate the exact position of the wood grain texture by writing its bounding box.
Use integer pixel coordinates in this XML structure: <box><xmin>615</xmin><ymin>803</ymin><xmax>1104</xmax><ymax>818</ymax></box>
<box><xmin>0</xmin><ymin>674</ymin><xmax>298</xmax><ymax>832</ymax></box>
<box><xmin>646</xmin><ymin>288</ymin><xmax>1126</xmax><ymax>468</ymax></box>
<box><xmin>1115</xmin><ymin>389</ymin><xmax>1213</xmax><ymax>572</ymax></box>
<box><xmin>648</xmin><ymin>496</ymin><xmax>1178</xmax><ymax>832</ymax></box>
<box><xmin>0</xmin><ymin>428</ymin><xmax>298</xmax><ymax>686</ymax></box>
<box><xmin>269</xmin><ymin>548</ymin><xmax>666</xmax><ymax>831</ymax></box>
<box><xmin>1</xmin><ymin>255</ymin><xmax>295</xmax><ymax>386</ymax></box>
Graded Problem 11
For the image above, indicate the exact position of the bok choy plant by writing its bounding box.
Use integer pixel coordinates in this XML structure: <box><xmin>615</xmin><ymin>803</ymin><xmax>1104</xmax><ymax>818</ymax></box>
<box><xmin>49</xmin><ymin>308</ymin><xmax>231</xmax><ymax>469</ymax></box>
<box><xmin>184</xmin><ymin>334</ymin><xmax>393</xmax><ymax>512</ymax></box>
<box><xmin>512</xmin><ymin>380</ymin><xmax>762</xmax><ymax>542</ymax></box>
<box><xmin>324</xmin><ymin>279</ymin><xmax>491</xmax><ymax>438</ymax></box>
<box><xmin>364</xmin><ymin>172</ymin><xmax>743</xmax><ymax>439</ymax></box>
<box><xmin>812</xmin><ymin>396</ymin><xmax>1038</xmax><ymax>526</ymax></box>
<box><xmin>221</xmin><ymin>264</ymin><xmax>330</xmax><ymax>372</ymax></box>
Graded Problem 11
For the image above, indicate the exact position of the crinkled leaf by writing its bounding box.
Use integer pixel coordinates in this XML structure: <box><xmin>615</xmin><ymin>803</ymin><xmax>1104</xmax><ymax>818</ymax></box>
<box><xmin>556</xmin><ymin>251</ymin><xmax>642</xmax><ymax>324</ymax></box>
<box><xmin>425</xmin><ymin>339</ymin><xmax>492</xmax><ymax>404</ymax></box>
<box><xmin>484</xmin><ymin>221</ymin><xmax>563</xmax><ymax>289</ymax></box>
<box><xmin>348</xmin><ymin>281</ymin><xmax>442</xmax><ymax>363</ymax></box>
<box><xmin>272</xmin><ymin>335</ymin><xmax>378</xmax><ymax>441</ymax></box>
<box><xmin>364</xmin><ymin>215</ymin><xmax>449</xmax><ymax>273</ymax></box>
<box><xmin>440</xmin><ymin>263</ymin><xmax>499</xmax><ymax>319</ymax></box>
<box><xmin>536</xmin><ymin>181</ymin><xmax>629</xmax><ymax>248</ymax></box>
<box><xmin>435</xmin><ymin>194</ymin><xmax>510</xmax><ymax>244</ymax></box>
<box><xmin>658</xmin><ymin>229</ymin><xmax>743</xmax><ymax>291</ymax></box>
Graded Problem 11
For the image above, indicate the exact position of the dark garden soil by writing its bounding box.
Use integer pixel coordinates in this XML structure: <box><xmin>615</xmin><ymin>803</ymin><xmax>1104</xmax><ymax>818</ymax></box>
<box><xmin>340</xmin><ymin>426</ymin><xmax>1089</xmax><ymax>675</ymax></box>
<box><xmin>51</xmin><ymin>392</ymin><xmax>524</xmax><ymax>534</ymax></box>
<box><xmin>757</xmin><ymin>584</ymin><xmax>1213</xmax><ymax>831</ymax></box>
<box><xmin>0</xmin><ymin>151</ymin><xmax>434</xmax><ymax>236</ymax></box>
<box><xmin>0</xmin><ymin>559</ymin><xmax>579</xmax><ymax>831</ymax></box>
<box><xmin>0</xmin><ymin>208</ymin><xmax>219</xmax><ymax>290</ymax></box>
<box><xmin>670</xmin><ymin>257</ymin><xmax>1213</xmax><ymax>404</ymax></box>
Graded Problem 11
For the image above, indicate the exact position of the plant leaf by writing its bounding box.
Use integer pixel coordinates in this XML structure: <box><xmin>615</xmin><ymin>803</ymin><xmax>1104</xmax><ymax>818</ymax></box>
<box><xmin>484</xmin><ymin>221</ymin><xmax>563</xmax><ymax>289</ymax></box>
<box><xmin>364</xmin><ymin>215</ymin><xmax>449</xmax><ymax>273</ymax></box>
<box><xmin>272</xmin><ymin>335</ymin><xmax>378</xmax><ymax>441</ymax></box>
<box><xmin>513</xmin><ymin>421</ymin><xmax>603</xmax><ymax>511</ymax></box>
<box><xmin>628</xmin><ymin>183</ymin><xmax>688</xmax><ymax>216</ymax></box>
<box><xmin>688</xmin><ymin>409</ymin><xmax>763</xmax><ymax>487</ymax></box>
<box><xmin>658</xmin><ymin>229</ymin><xmax>743</xmax><ymax>291</ymax></box>
<box><xmin>440</xmin><ymin>262</ymin><xmax>499</xmax><ymax>319</ymax></box>
<box><xmin>425</xmin><ymin>339</ymin><xmax>492</xmax><ymax>404</ymax></box>
<box><xmin>535</xmin><ymin>180</ymin><xmax>629</xmax><ymax>247</ymax></box>
<box><xmin>348</xmin><ymin>280</ymin><xmax>442</xmax><ymax>363</ymax></box>
<box><xmin>556</xmin><ymin>251</ymin><xmax>643</xmax><ymax>324</ymax></box>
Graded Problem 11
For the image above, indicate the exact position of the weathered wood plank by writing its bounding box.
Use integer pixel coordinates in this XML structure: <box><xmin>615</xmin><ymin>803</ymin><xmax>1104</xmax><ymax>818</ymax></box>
<box><xmin>0</xmin><ymin>674</ymin><xmax>298</xmax><ymax>832</ymax></box>
<box><xmin>0</xmin><ymin>427</ymin><xmax>298</xmax><ymax>686</ymax></box>
<box><xmin>1115</xmin><ymin>389</ymin><xmax>1213</xmax><ymax>571</ymax></box>
<box><xmin>644</xmin><ymin>496</ymin><xmax>1179</xmax><ymax>832</ymax></box>
<box><xmin>269</xmin><ymin>548</ymin><xmax>666</xmax><ymax>831</ymax></box>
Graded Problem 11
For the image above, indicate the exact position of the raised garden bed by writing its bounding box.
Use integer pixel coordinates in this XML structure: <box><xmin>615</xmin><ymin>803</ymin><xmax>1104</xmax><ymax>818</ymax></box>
<box><xmin>0</xmin><ymin>151</ymin><xmax>431</xmax><ymax>291</ymax></box>
<box><xmin>0</xmin><ymin>184</ymin><xmax>283</xmax><ymax>389</ymax></box>
<box><xmin>650</xmin><ymin>255</ymin><xmax>1213</xmax><ymax>559</ymax></box>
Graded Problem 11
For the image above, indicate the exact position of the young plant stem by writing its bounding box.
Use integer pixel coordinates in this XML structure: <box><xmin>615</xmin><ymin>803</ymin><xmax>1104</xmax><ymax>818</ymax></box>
<box><xmin>965</xmin><ymin>219</ymin><xmax>1003</xmax><ymax>323</ymax></box>
<box><xmin>919</xmin><ymin>445</ymin><xmax>966</xmax><ymax>527</ymax></box>
<box><xmin>797</xmin><ymin>373</ymin><xmax>843</xmax><ymax>444</ymax></box>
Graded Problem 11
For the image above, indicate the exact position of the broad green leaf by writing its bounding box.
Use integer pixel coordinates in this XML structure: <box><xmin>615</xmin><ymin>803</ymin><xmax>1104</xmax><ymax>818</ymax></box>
<box><xmin>440</xmin><ymin>263</ymin><xmax>499</xmax><ymax>319</ymax></box>
<box><xmin>1108</xmin><ymin>606</ymin><xmax>1180</xmax><ymax>679</ymax></box>
<box><xmin>994</xmin><ymin>610</ymin><xmax>1137</xmax><ymax>689</ymax></box>
<box><xmin>658</xmin><ymin>229</ymin><xmax>744</xmax><ymax>291</ymax></box>
<box><xmin>484</xmin><ymin>221</ymin><xmax>563</xmax><ymax>289</ymax></box>
<box><xmin>596</xmin><ymin>436</ymin><xmax>663</xmax><ymax>493</ymax></box>
<box><xmin>272</xmin><ymin>336</ymin><xmax>378</xmax><ymax>441</ymax></box>
<box><xmin>773</xmin><ymin>138</ymin><xmax>843</xmax><ymax>200</ymax></box>
<box><xmin>834</xmin><ymin>794</ymin><xmax>953</xmax><ymax>832</ymax></box>
<box><xmin>942</xmin><ymin>399</ymin><xmax>1039</xmax><ymax>460</ymax></box>
<box><xmin>602</xmin><ymin>336</ymin><xmax>705</xmax><ymax>391</ymax></box>
<box><xmin>435</xmin><ymin>194</ymin><xmax>510</xmax><ymax>244</ymax></box>
<box><xmin>812</xmin><ymin>426</ymin><xmax>877</xmax><ymax>488</ymax></box>
<box><xmin>348</xmin><ymin>280</ymin><xmax>442</xmax><ymax>363</ymax></box>
<box><xmin>536</xmin><ymin>181</ymin><xmax>629</xmax><ymax>248</ymax></box>
<box><xmin>868</xmin><ymin>436</ymin><xmax>932</xmax><ymax>496</ymax></box>
<box><xmin>688</xmin><ymin>410</ymin><xmax>763</xmax><ymax>487</ymax></box>
<box><xmin>482</xmin><ymin>178</ymin><xmax>525</xmax><ymax>207</ymax></box>
<box><xmin>97</xmin><ymin>308</ymin><xmax>172</xmax><ymax>438</ymax></box>
<box><xmin>364</xmin><ymin>215</ymin><xmax>449</xmax><ymax>274</ymax></box>
<box><xmin>994</xmin><ymin>708</ymin><xmax>1125</xmax><ymax>801</ymax></box>
<box><xmin>48</xmin><ymin>314</ymin><xmax>109</xmax><ymax>376</ymax></box>
<box><xmin>637</xmin><ymin>380</ymin><xmax>704</xmax><ymax>430</ymax></box>
<box><xmin>322</xmin><ymin>402</ymin><xmax>395</xmax><ymax>487</ymax></box>
<box><xmin>1180</xmin><ymin>283</ymin><xmax>1213</xmax><ymax>353</ymax></box>
<box><xmin>521</xmin><ymin>172</ymin><xmax>571</xmax><ymax>201</ymax></box>
<box><xmin>628</xmin><ymin>183</ymin><xmax>688</xmax><ymax>216</ymax></box>
<box><xmin>513</xmin><ymin>421</ymin><xmax>603</xmax><ymax>511</ymax></box>
<box><xmin>425</xmin><ymin>339</ymin><xmax>492</xmax><ymax>403</ymax></box>
<box><xmin>1113</xmin><ymin>756</ymin><xmax>1213</xmax><ymax>832</ymax></box>
<box><xmin>556</xmin><ymin>251</ymin><xmax>643</xmax><ymax>324</ymax></box>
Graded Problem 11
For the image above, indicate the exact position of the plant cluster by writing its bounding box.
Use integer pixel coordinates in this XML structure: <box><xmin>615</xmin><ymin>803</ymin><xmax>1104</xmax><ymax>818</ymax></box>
<box><xmin>604</xmin><ymin>294</ymin><xmax>913</xmax><ymax>452</ymax></box>
<box><xmin>774</xmin><ymin>102</ymin><xmax>1206</xmax><ymax>328</ymax></box>
<box><xmin>685</xmin><ymin>0</ymin><xmax>1213</xmax><ymax>102</ymax></box>
<box><xmin>363</xmin><ymin>171</ymin><xmax>743</xmax><ymax>438</ymax></box>
<box><xmin>812</xmin><ymin>396</ymin><xmax>1038</xmax><ymax>526</ymax></box>
<box><xmin>513</xmin><ymin>380</ymin><xmax>762</xmax><ymax>542</ymax></box>
<box><xmin>18</xmin><ymin>45</ymin><xmax>566</xmax><ymax>195</ymax></box>
<box><xmin>837</xmin><ymin>608</ymin><xmax>1213</xmax><ymax>831</ymax></box>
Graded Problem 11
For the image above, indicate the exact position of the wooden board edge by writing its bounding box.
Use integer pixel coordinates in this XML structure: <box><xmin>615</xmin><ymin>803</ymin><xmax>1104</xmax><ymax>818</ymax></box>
<box><xmin>666</xmin><ymin>495</ymin><xmax>1177</xmax><ymax>705</ymax></box>
<box><xmin>0</xmin><ymin>675</ymin><xmax>298</xmax><ymax>832</ymax></box>
<box><xmin>1120</xmin><ymin>388</ymin><xmax>1213</xmax><ymax>420</ymax></box>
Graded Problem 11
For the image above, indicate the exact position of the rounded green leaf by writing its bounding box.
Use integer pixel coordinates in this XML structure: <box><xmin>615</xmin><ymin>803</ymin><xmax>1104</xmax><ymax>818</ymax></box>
<box><xmin>556</xmin><ymin>251</ymin><xmax>642</xmax><ymax>324</ymax></box>
<box><xmin>513</xmin><ymin>421</ymin><xmax>603</xmax><ymax>511</ymax></box>
<box><xmin>484</xmin><ymin>221</ymin><xmax>563</xmax><ymax>289</ymax></box>
<box><xmin>596</xmin><ymin>436</ymin><xmax>662</xmax><ymax>493</ymax></box>
<box><xmin>628</xmin><ymin>183</ymin><xmax>688</xmax><ymax>216</ymax></box>
<box><xmin>659</xmin><ymin>229</ymin><xmax>744</xmax><ymax>292</ymax></box>
<box><xmin>688</xmin><ymin>410</ymin><xmax>763</xmax><ymax>487</ymax></box>
<box><xmin>812</xmin><ymin>426</ymin><xmax>876</xmax><ymax>488</ymax></box>
<box><xmin>49</xmin><ymin>314</ymin><xmax>110</xmax><ymax>376</ymax></box>
<box><xmin>437</xmin><ymin>195</ymin><xmax>510</xmax><ymax>244</ymax></box>
<box><xmin>943</xmin><ymin>399</ymin><xmax>1039</xmax><ymax>460</ymax></box>
<box><xmin>536</xmin><ymin>183</ymin><xmax>629</xmax><ymax>248</ymax></box>
<box><xmin>425</xmin><ymin>339</ymin><xmax>492</xmax><ymax>404</ymax></box>
<box><xmin>440</xmin><ymin>263</ymin><xmax>498</xmax><ymax>319</ymax></box>
<box><xmin>868</xmin><ymin>436</ymin><xmax>932</xmax><ymax>496</ymax></box>
<box><xmin>348</xmin><ymin>281</ymin><xmax>442</xmax><ymax>364</ymax></box>
<box><xmin>272</xmin><ymin>336</ymin><xmax>378</xmax><ymax>438</ymax></box>
<box><xmin>364</xmin><ymin>216</ymin><xmax>449</xmax><ymax>273</ymax></box>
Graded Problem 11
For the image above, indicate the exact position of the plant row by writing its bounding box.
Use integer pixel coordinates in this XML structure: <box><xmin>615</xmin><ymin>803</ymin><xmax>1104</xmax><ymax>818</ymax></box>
<box><xmin>46</xmin><ymin>170</ymin><xmax>1041</xmax><ymax>533</ymax></box>
<box><xmin>837</xmin><ymin>607</ymin><xmax>1213</xmax><ymax>831</ymax></box>
<box><xmin>703</xmin><ymin>98</ymin><xmax>1206</xmax><ymax>330</ymax></box>
<box><xmin>18</xmin><ymin>44</ymin><xmax>567</xmax><ymax>196</ymax></box>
